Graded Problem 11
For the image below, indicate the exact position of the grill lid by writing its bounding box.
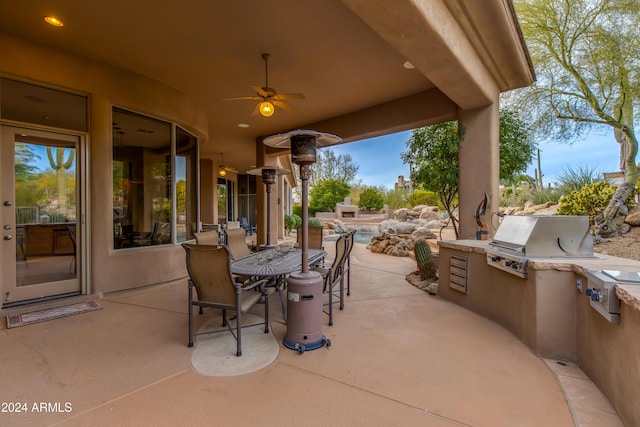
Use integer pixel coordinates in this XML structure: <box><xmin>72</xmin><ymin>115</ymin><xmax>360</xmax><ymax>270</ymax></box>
<box><xmin>490</xmin><ymin>215</ymin><xmax>593</xmax><ymax>258</ymax></box>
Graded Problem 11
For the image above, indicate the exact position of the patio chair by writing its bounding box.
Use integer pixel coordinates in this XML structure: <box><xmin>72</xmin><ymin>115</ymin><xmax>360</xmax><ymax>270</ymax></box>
<box><xmin>225</xmin><ymin>227</ymin><xmax>256</xmax><ymax>285</ymax></box>
<box><xmin>240</xmin><ymin>217</ymin><xmax>256</xmax><ymax>235</ymax></box>
<box><xmin>313</xmin><ymin>234</ymin><xmax>348</xmax><ymax>326</ymax></box>
<box><xmin>225</xmin><ymin>228</ymin><xmax>252</xmax><ymax>259</ymax></box>
<box><xmin>194</xmin><ymin>230</ymin><xmax>220</xmax><ymax>245</ymax></box>
<box><xmin>343</xmin><ymin>230</ymin><xmax>356</xmax><ymax>296</ymax></box>
<box><xmin>182</xmin><ymin>243</ymin><xmax>270</xmax><ymax>357</ymax></box>
<box><xmin>201</xmin><ymin>223</ymin><xmax>219</xmax><ymax>233</ymax></box>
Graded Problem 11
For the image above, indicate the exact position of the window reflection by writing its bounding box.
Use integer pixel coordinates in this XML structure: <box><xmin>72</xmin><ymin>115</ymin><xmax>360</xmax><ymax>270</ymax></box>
<box><xmin>112</xmin><ymin>108</ymin><xmax>172</xmax><ymax>249</ymax></box>
<box><xmin>176</xmin><ymin>127</ymin><xmax>197</xmax><ymax>243</ymax></box>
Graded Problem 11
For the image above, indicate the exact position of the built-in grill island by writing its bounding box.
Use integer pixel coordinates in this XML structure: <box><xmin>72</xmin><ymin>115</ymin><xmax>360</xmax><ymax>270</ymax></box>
<box><xmin>437</xmin><ymin>215</ymin><xmax>640</xmax><ymax>426</ymax></box>
<box><xmin>486</xmin><ymin>215</ymin><xmax>594</xmax><ymax>278</ymax></box>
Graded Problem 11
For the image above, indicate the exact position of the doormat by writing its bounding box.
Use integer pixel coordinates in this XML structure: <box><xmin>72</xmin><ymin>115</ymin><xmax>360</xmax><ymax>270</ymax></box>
<box><xmin>5</xmin><ymin>301</ymin><xmax>102</xmax><ymax>329</ymax></box>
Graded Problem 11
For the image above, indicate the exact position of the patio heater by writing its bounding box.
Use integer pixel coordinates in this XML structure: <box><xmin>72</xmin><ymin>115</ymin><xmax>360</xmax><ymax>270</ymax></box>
<box><xmin>246</xmin><ymin>166</ymin><xmax>290</xmax><ymax>250</ymax></box>
<box><xmin>263</xmin><ymin>129</ymin><xmax>342</xmax><ymax>353</ymax></box>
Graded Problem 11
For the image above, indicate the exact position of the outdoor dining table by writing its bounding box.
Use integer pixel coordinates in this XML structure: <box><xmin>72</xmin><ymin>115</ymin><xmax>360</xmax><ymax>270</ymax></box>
<box><xmin>230</xmin><ymin>247</ymin><xmax>326</xmax><ymax>278</ymax></box>
<box><xmin>231</xmin><ymin>248</ymin><xmax>326</xmax><ymax>322</ymax></box>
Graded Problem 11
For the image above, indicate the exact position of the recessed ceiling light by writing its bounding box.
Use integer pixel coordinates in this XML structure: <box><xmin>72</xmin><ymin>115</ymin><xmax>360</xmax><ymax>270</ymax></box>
<box><xmin>403</xmin><ymin>61</ymin><xmax>415</xmax><ymax>69</ymax></box>
<box><xmin>238</xmin><ymin>123</ymin><xmax>249</xmax><ymax>128</ymax></box>
<box><xmin>44</xmin><ymin>16</ymin><xmax>64</xmax><ymax>27</ymax></box>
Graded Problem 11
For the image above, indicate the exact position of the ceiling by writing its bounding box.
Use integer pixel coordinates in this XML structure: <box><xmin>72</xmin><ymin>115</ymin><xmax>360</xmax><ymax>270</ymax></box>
<box><xmin>0</xmin><ymin>0</ymin><xmax>533</xmax><ymax>173</ymax></box>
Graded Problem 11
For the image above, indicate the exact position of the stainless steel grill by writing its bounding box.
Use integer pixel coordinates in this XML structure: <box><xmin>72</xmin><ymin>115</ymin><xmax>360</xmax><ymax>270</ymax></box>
<box><xmin>486</xmin><ymin>216</ymin><xmax>594</xmax><ymax>278</ymax></box>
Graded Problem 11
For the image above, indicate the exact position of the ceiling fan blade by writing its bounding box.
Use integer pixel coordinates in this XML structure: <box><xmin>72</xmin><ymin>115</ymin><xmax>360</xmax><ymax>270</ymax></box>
<box><xmin>223</xmin><ymin>96</ymin><xmax>262</xmax><ymax>101</ymax></box>
<box><xmin>273</xmin><ymin>100</ymin><xmax>294</xmax><ymax>111</ymax></box>
<box><xmin>220</xmin><ymin>165</ymin><xmax>239</xmax><ymax>173</ymax></box>
<box><xmin>273</xmin><ymin>93</ymin><xmax>305</xmax><ymax>100</ymax></box>
<box><xmin>251</xmin><ymin>103</ymin><xmax>262</xmax><ymax>116</ymax></box>
<box><xmin>249</xmin><ymin>85</ymin><xmax>269</xmax><ymax>97</ymax></box>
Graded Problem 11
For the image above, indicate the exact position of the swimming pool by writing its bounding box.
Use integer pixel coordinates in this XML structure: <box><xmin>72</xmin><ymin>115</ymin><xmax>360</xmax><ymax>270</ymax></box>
<box><xmin>325</xmin><ymin>231</ymin><xmax>378</xmax><ymax>244</ymax></box>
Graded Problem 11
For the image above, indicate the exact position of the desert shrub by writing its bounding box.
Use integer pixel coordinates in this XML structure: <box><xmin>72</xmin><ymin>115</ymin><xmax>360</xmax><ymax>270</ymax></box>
<box><xmin>409</xmin><ymin>190</ymin><xmax>440</xmax><ymax>207</ymax></box>
<box><xmin>500</xmin><ymin>185</ymin><xmax>562</xmax><ymax>207</ymax></box>
<box><xmin>529</xmin><ymin>187</ymin><xmax>562</xmax><ymax>204</ymax></box>
<box><xmin>557</xmin><ymin>181</ymin><xmax>634</xmax><ymax>224</ymax></box>
<box><xmin>556</xmin><ymin>165</ymin><xmax>602</xmax><ymax>194</ymax></box>
<box><xmin>292</xmin><ymin>205</ymin><xmax>303</xmax><ymax>217</ymax></box>
<box><xmin>285</xmin><ymin>214</ymin><xmax>301</xmax><ymax>232</ymax></box>
<box><xmin>308</xmin><ymin>217</ymin><xmax>323</xmax><ymax>227</ymax></box>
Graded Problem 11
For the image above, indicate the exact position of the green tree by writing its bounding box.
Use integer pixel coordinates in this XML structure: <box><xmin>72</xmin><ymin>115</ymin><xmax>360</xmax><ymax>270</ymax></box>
<box><xmin>358</xmin><ymin>187</ymin><xmax>384</xmax><ymax>212</ymax></box>
<box><xmin>15</xmin><ymin>142</ymin><xmax>40</xmax><ymax>182</ymax></box>
<box><xmin>310</xmin><ymin>148</ymin><xmax>360</xmax><ymax>187</ymax></box>
<box><xmin>402</xmin><ymin>110</ymin><xmax>533</xmax><ymax>237</ymax></box>
<box><xmin>309</xmin><ymin>179</ymin><xmax>351</xmax><ymax>214</ymax></box>
<box><xmin>499</xmin><ymin>109</ymin><xmax>537</xmax><ymax>185</ymax></box>
<box><xmin>293</xmin><ymin>148</ymin><xmax>361</xmax><ymax>201</ymax></box>
<box><xmin>383</xmin><ymin>187</ymin><xmax>410</xmax><ymax>210</ymax></box>
<box><xmin>176</xmin><ymin>180</ymin><xmax>187</xmax><ymax>214</ymax></box>
<box><xmin>402</xmin><ymin>123</ymin><xmax>460</xmax><ymax>237</ymax></box>
<box><xmin>511</xmin><ymin>0</ymin><xmax>640</xmax><ymax>236</ymax></box>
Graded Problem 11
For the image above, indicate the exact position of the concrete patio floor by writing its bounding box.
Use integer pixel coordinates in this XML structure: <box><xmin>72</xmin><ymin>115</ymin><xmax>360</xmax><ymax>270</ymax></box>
<box><xmin>0</xmin><ymin>242</ymin><xmax>623</xmax><ymax>426</ymax></box>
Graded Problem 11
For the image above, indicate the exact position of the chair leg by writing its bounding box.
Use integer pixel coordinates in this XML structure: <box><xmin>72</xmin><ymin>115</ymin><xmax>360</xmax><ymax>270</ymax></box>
<box><xmin>347</xmin><ymin>259</ymin><xmax>351</xmax><ymax>296</ymax></box>
<box><xmin>188</xmin><ymin>284</ymin><xmax>194</xmax><ymax>348</ymax></box>
<box><xmin>339</xmin><ymin>275</ymin><xmax>345</xmax><ymax>310</ymax></box>
<box><xmin>328</xmin><ymin>282</ymin><xmax>334</xmax><ymax>326</ymax></box>
<box><xmin>264</xmin><ymin>287</ymin><xmax>270</xmax><ymax>334</ymax></box>
<box><xmin>222</xmin><ymin>309</ymin><xmax>227</xmax><ymax>327</ymax></box>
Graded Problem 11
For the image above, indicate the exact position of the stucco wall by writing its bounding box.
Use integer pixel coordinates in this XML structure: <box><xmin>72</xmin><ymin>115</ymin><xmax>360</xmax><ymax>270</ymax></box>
<box><xmin>576</xmin><ymin>278</ymin><xmax>640</xmax><ymax>427</ymax></box>
<box><xmin>1</xmin><ymin>31</ymin><xmax>208</xmax><ymax>295</ymax></box>
<box><xmin>438</xmin><ymin>244</ymin><xmax>577</xmax><ymax>361</ymax></box>
<box><xmin>440</xmin><ymin>241</ymin><xmax>640</xmax><ymax>425</ymax></box>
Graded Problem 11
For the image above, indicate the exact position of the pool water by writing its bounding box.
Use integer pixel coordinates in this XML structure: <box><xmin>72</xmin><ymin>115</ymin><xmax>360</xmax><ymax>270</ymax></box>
<box><xmin>326</xmin><ymin>231</ymin><xmax>378</xmax><ymax>244</ymax></box>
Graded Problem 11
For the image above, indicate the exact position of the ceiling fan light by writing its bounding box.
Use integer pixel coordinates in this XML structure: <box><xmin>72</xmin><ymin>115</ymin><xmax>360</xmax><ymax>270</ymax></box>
<box><xmin>259</xmin><ymin>101</ymin><xmax>275</xmax><ymax>117</ymax></box>
<box><xmin>219</xmin><ymin>167</ymin><xmax>227</xmax><ymax>177</ymax></box>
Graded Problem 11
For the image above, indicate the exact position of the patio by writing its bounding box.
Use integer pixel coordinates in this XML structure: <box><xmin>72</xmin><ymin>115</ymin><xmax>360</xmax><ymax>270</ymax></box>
<box><xmin>0</xmin><ymin>242</ymin><xmax>622</xmax><ymax>426</ymax></box>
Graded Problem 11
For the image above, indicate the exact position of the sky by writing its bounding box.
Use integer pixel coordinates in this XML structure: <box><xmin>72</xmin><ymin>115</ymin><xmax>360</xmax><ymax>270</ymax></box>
<box><xmin>330</xmin><ymin>128</ymin><xmax>623</xmax><ymax>190</ymax></box>
<box><xmin>26</xmin><ymin>127</ymin><xmax>623</xmax><ymax>190</ymax></box>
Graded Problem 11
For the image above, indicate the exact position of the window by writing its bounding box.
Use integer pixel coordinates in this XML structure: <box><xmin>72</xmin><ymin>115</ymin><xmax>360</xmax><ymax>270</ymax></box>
<box><xmin>112</xmin><ymin>107</ymin><xmax>198</xmax><ymax>249</ymax></box>
<box><xmin>238</xmin><ymin>174</ymin><xmax>257</xmax><ymax>230</ymax></box>
<box><xmin>1</xmin><ymin>78</ymin><xmax>88</xmax><ymax>131</ymax></box>
<box><xmin>176</xmin><ymin>127</ymin><xmax>198</xmax><ymax>243</ymax></box>
<box><xmin>217</xmin><ymin>178</ymin><xmax>235</xmax><ymax>225</ymax></box>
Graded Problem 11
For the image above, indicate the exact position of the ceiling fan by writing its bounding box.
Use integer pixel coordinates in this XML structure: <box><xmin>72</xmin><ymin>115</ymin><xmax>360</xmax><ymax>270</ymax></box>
<box><xmin>218</xmin><ymin>153</ymin><xmax>238</xmax><ymax>177</ymax></box>
<box><xmin>223</xmin><ymin>53</ymin><xmax>305</xmax><ymax>117</ymax></box>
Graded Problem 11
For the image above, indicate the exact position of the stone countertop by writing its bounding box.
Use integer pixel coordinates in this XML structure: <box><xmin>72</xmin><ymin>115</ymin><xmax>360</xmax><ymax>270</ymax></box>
<box><xmin>437</xmin><ymin>239</ymin><xmax>640</xmax><ymax>313</ymax></box>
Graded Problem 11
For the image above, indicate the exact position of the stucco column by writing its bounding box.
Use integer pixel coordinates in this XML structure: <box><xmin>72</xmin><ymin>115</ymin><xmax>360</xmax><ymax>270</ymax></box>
<box><xmin>254</xmin><ymin>140</ymin><xmax>282</xmax><ymax>247</ymax></box>
<box><xmin>458</xmin><ymin>102</ymin><xmax>500</xmax><ymax>239</ymax></box>
<box><xmin>255</xmin><ymin>141</ymin><xmax>267</xmax><ymax>247</ymax></box>
<box><xmin>277</xmin><ymin>176</ymin><xmax>285</xmax><ymax>240</ymax></box>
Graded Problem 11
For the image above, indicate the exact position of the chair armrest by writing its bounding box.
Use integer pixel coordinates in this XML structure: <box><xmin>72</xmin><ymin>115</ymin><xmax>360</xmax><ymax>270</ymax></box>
<box><xmin>241</xmin><ymin>278</ymin><xmax>269</xmax><ymax>293</ymax></box>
